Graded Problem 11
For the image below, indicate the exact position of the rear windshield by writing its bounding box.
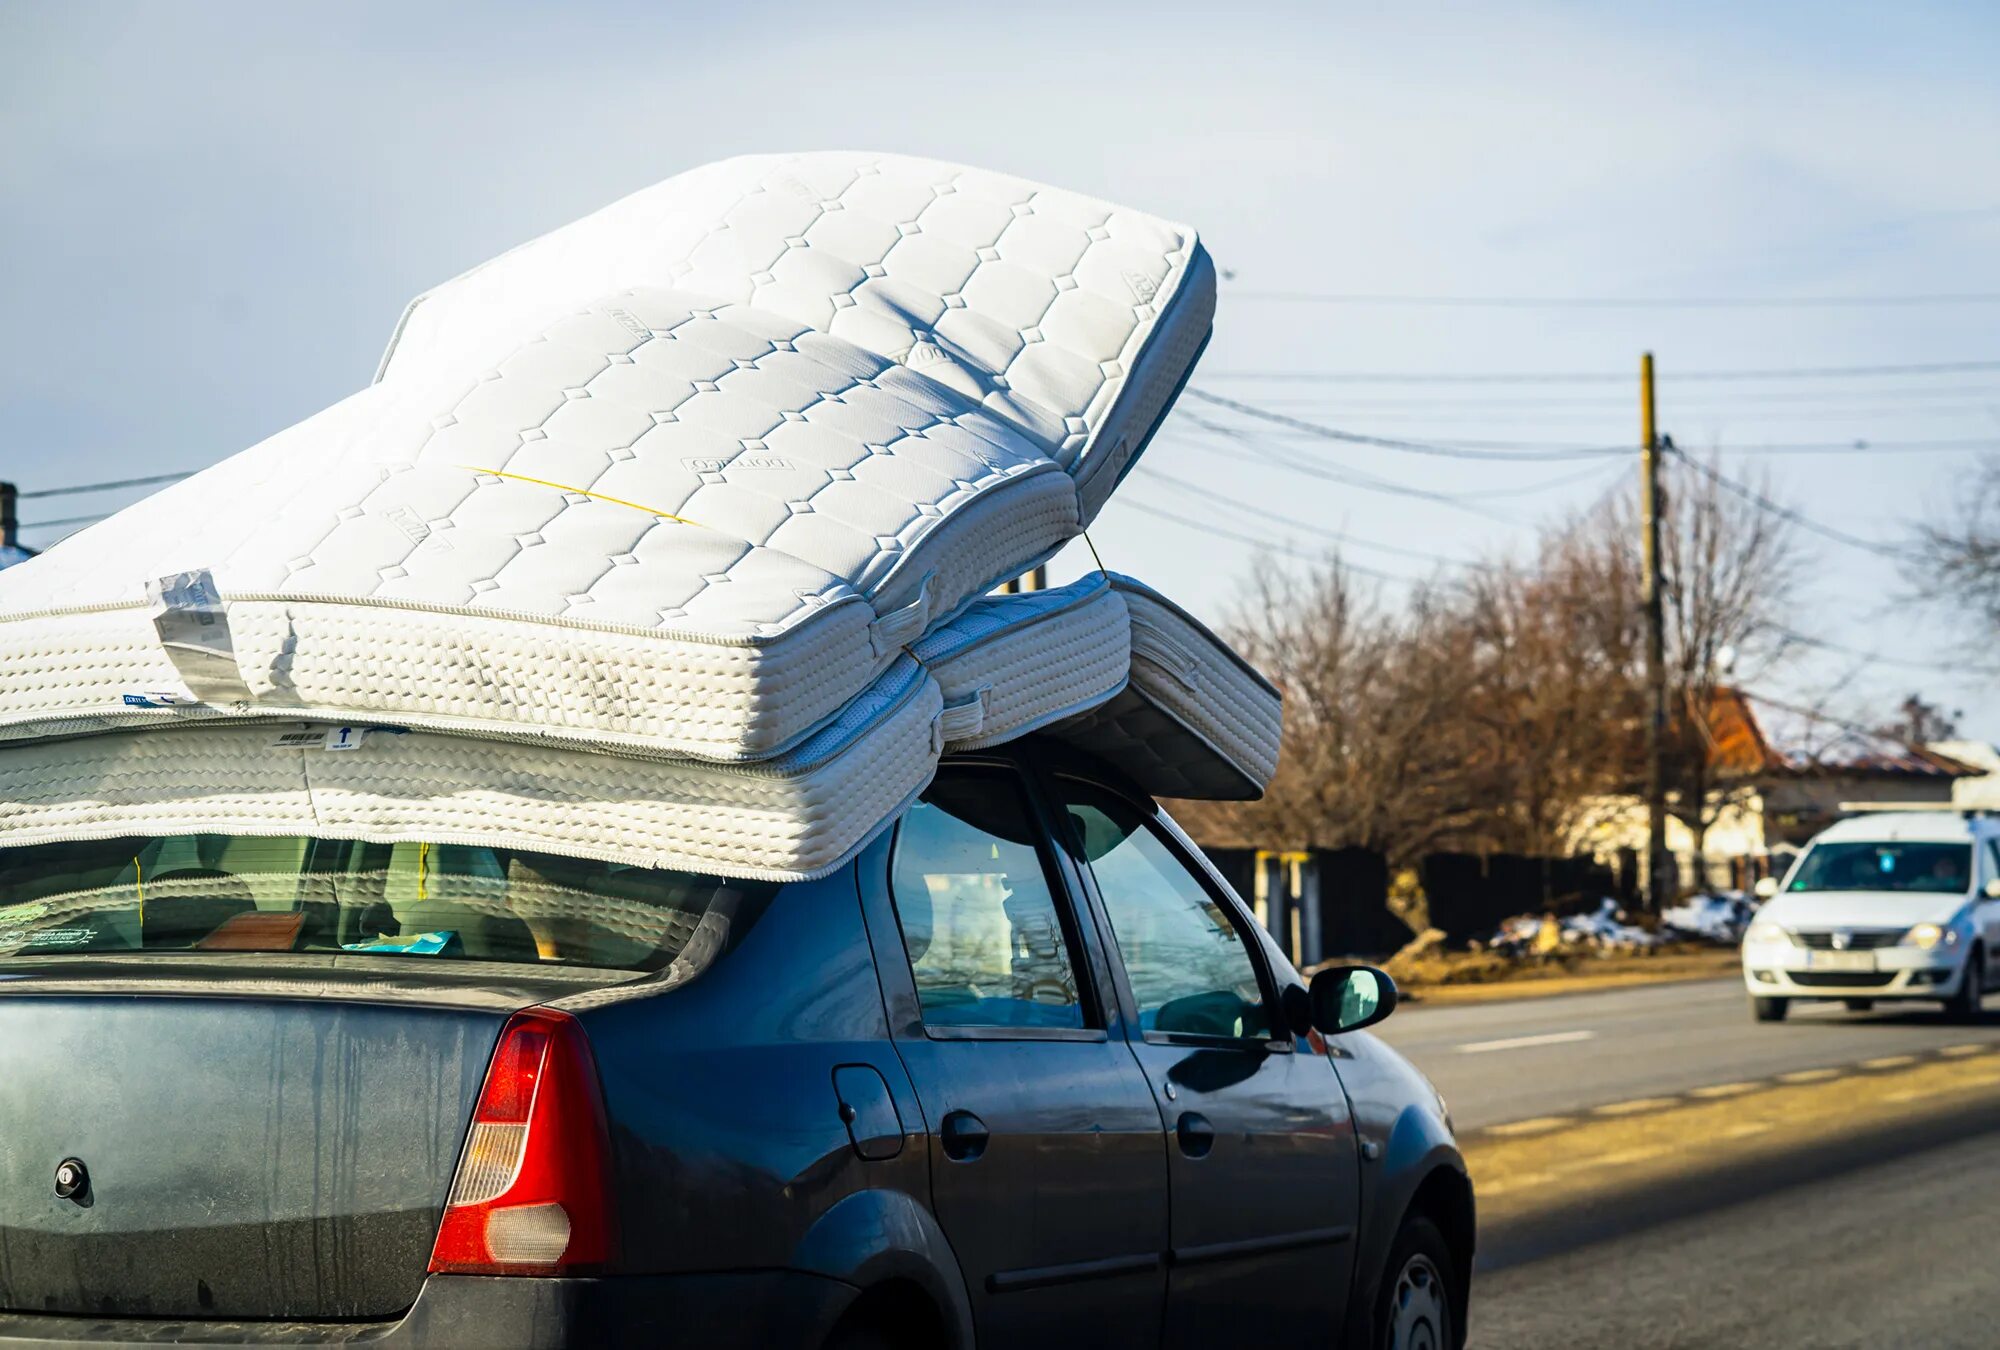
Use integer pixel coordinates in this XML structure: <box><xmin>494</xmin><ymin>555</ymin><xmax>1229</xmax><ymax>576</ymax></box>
<box><xmin>0</xmin><ymin>834</ymin><xmax>774</xmax><ymax>972</ymax></box>
<box><xmin>1786</xmin><ymin>840</ymin><xmax>1973</xmax><ymax>895</ymax></box>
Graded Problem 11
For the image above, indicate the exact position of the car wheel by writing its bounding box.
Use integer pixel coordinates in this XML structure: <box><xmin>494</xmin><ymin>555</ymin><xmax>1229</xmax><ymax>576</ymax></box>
<box><xmin>1753</xmin><ymin>996</ymin><xmax>1789</xmax><ymax>1022</ymax></box>
<box><xmin>1947</xmin><ymin>947</ymin><xmax>1985</xmax><ymax>1023</ymax></box>
<box><xmin>1375</xmin><ymin>1213</ymin><xmax>1457</xmax><ymax>1350</ymax></box>
<box><xmin>1842</xmin><ymin>999</ymin><xmax>1874</xmax><ymax>1012</ymax></box>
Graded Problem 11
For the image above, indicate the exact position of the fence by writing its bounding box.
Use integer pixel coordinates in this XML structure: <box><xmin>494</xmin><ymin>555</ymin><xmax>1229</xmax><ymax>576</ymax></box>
<box><xmin>1201</xmin><ymin>844</ymin><xmax>1632</xmax><ymax>965</ymax></box>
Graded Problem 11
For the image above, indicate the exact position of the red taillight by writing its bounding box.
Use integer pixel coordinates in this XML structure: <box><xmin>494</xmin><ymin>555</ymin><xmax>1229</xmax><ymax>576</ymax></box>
<box><xmin>429</xmin><ymin>1008</ymin><xmax>618</xmax><ymax>1276</ymax></box>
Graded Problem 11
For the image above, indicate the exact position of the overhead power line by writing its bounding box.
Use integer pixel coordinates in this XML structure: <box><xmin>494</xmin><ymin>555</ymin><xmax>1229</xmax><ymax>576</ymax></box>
<box><xmin>1224</xmin><ymin>291</ymin><xmax>2000</xmax><ymax>309</ymax></box>
<box><xmin>18</xmin><ymin>511</ymin><xmax>114</xmax><ymax>533</ymax></box>
<box><xmin>1141</xmin><ymin>467</ymin><xmax>1493</xmax><ymax>573</ymax></box>
<box><xmin>1663</xmin><ymin>443</ymin><xmax>1913</xmax><ymax>561</ymax></box>
<box><xmin>1762</xmin><ymin>624</ymin><xmax>2000</xmax><ymax>680</ymax></box>
<box><xmin>1200</xmin><ymin>359</ymin><xmax>2000</xmax><ymax>385</ymax></box>
<box><xmin>1113</xmin><ymin>496</ymin><xmax>1415</xmax><ymax>584</ymax></box>
<box><xmin>17</xmin><ymin>470</ymin><xmax>195</xmax><ymax>500</ymax></box>
<box><xmin>1184</xmin><ymin>389</ymin><xmax>1623</xmax><ymax>461</ymax></box>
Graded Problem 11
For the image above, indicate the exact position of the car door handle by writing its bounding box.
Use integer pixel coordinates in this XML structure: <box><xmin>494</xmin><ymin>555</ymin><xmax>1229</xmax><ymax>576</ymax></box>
<box><xmin>940</xmin><ymin>1110</ymin><xmax>990</xmax><ymax>1162</ymax></box>
<box><xmin>1175</xmin><ymin>1111</ymin><xmax>1216</xmax><ymax>1159</ymax></box>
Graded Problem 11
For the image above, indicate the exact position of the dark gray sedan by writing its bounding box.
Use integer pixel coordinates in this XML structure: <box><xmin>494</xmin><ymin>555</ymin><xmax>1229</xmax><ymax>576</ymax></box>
<box><xmin>0</xmin><ymin>741</ymin><xmax>1470</xmax><ymax>1349</ymax></box>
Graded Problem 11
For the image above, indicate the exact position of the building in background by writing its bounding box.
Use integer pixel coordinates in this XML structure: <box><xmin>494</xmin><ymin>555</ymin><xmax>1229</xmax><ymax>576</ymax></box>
<box><xmin>1572</xmin><ymin>688</ymin><xmax>1981</xmax><ymax>892</ymax></box>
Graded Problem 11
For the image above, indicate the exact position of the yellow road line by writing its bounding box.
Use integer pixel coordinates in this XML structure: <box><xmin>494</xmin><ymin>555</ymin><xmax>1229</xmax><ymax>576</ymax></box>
<box><xmin>1591</xmin><ymin>1096</ymin><xmax>1682</xmax><ymax>1117</ymax></box>
<box><xmin>1485</xmin><ymin>1115</ymin><xmax>1576</xmax><ymax>1138</ymax></box>
<box><xmin>1688</xmin><ymin>1081</ymin><xmax>1760</xmax><ymax>1099</ymax></box>
<box><xmin>1862</xmin><ymin>1055</ymin><xmax>1919</xmax><ymax>1070</ymax></box>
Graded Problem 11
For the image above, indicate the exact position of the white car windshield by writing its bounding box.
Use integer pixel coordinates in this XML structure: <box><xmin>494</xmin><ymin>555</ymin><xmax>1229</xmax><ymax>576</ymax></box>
<box><xmin>1786</xmin><ymin>841</ymin><xmax>1972</xmax><ymax>895</ymax></box>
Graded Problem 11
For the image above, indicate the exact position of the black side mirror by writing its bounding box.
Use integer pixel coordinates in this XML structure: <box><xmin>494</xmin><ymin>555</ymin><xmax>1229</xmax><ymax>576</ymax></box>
<box><xmin>1299</xmin><ymin>965</ymin><xmax>1398</xmax><ymax>1035</ymax></box>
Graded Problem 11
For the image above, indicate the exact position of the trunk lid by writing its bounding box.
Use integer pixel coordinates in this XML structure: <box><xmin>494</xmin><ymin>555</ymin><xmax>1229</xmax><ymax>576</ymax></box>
<box><xmin>0</xmin><ymin>958</ymin><xmax>613</xmax><ymax>1321</ymax></box>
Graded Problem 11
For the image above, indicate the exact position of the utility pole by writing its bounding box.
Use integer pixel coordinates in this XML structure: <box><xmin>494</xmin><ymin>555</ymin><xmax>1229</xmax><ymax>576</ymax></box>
<box><xmin>0</xmin><ymin>481</ymin><xmax>16</xmax><ymax>551</ymax></box>
<box><xmin>1639</xmin><ymin>354</ymin><xmax>1670</xmax><ymax>913</ymax></box>
<box><xmin>996</xmin><ymin>564</ymin><xmax>1047</xmax><ymax>595</ymax></box>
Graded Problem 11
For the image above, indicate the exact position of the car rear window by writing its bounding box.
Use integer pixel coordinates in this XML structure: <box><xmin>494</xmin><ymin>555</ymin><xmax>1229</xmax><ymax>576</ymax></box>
<box><xmin>0</xmin><ymin>834</ymin><xmax>774</xmax><ymax>972</ymax></box>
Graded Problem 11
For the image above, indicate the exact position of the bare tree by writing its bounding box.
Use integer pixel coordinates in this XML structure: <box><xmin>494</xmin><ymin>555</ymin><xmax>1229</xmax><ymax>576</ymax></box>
<box><xmin>1911</xmin><ymin>456</ymin><xmax>2000</xmax><ymax>631</ymax></box>
<box><xmin>1183</xmin><ymin>450</ymin><xmax>1801</xmax><ymax>891</ymax></box>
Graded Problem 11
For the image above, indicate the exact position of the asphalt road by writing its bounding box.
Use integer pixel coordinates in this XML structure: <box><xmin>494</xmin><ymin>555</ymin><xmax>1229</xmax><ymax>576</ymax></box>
<box><xmin>1376</xmin><ymin>976</ymin><xmax>2000</xmax><ymax>1129</ymax></box>
<box><xmin>1392</xmin><ymin>976</ymin><xmax>2000</xmax><ymax>1346</ymax></box>
<box><xmin>1474</xmin><ymin>1113</ymin><xmax>2000</xmax><ymax>1348</ymax></box>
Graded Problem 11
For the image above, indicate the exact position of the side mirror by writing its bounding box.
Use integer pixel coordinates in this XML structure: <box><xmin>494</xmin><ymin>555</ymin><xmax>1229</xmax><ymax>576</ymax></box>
<box><xmin>1754</xmin><ymin>876</ymin><xmax>1780</xmax><ymax>900</ymax></box>
<box><xmin>1983</xmin><ymin>878</ymin><xmax>2000</xmax><ymax>900</ymax></box>
<box><xmin>1303</xmin><ymin>965</ymin><xmax>1399</xmax><ymax>1036</ymax></box>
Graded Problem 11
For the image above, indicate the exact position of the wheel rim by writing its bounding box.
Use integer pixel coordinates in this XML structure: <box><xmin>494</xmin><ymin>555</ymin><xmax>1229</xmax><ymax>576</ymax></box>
<box><xmin>1386</xmin><ymin>1252</ymin><xmax>1450</xmax><ymax>1350</ymax></box>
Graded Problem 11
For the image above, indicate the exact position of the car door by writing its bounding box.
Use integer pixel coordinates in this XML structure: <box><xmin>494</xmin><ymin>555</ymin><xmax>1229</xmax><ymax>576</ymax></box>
<box><xmin>1049</xmin><ymin>772</ymin><xmax>1362</xmax><ymax>1348</ymax></box>
<box><xmin>862</xmin><ymin>762</ymin><xmax>1168</xmax><ymax>1350</ymax></box>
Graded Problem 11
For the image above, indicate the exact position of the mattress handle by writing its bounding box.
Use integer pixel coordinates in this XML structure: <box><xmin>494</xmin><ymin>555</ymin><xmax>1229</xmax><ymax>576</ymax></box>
<box><xmin>1129</xmin><ymin>627</ymin><xmax>1200</xmax><ymax>691</ymax></box>
<box><xmin>933</xmin><ymin>686</ymin><xmax>990</xmax><ymax>750</ymax></box>
<box><xmin>869</xmin><ymin>571</ymin><xmax>936</xmax><ymax>658</ymax></box>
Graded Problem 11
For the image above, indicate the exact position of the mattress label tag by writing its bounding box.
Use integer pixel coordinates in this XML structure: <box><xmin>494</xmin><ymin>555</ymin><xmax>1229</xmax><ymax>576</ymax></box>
<box><xmin>147</xmin><ymin>569</ymin><xmax>254</xmax><ymax>706</ymax></box>
<box><xmin>122</xmin><ymin>691</ymin><xmax>197</xmax><ymax>709</ymax></box>
<box><xmin>271</xmin><ymin>723</ymin><xmax>404</xmax><ymax>751</ymax></box>
<box><xmin>321</xmin><ymin>725</ymin><xmax>368</xmax><ymax>751</ymax></box>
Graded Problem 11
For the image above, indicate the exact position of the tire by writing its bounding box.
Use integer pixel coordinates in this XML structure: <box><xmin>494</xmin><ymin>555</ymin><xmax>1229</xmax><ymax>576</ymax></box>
<box><xmin>1843</xmin><ymin>999</ymin><xmax>1875</xmax><ymax>1012</ymax></box>
<box><xmin>1947</xmin><ymin>947</ymin><xmax>1985</xmax><ymax>1023</ymax></box>
<box><xmin>1374</xmin><ymin>1213</ymin><xmax>1459</xmax><ymax>1350</ymax></box>
<box><xmin>821</xmin><ymin>1323</ymin><xmax>892</xmax><ymax>1350</ymax></box>
<box><xmin>1753</xmin><ymin>996</ymin><xmax>1790</xmax><ymax>1022</ymax></box>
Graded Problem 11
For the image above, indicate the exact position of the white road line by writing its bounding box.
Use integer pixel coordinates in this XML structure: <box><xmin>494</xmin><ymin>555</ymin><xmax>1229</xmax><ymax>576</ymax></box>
<box><xmin>1455</xmin><ymin>1029</ymin><xmax>1597</xmax><ymax>1055</ymax></box>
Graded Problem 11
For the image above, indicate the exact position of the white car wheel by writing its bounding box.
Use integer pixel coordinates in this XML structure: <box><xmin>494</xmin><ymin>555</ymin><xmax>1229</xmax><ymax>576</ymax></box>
<box><xmin>1386</xmin><ymin>1251</ymin><xmax>1450</xmax><ymax>1350</ymax></box>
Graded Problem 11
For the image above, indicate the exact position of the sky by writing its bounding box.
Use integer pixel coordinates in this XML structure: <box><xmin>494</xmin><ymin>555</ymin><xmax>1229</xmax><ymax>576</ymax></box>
<box><xmin>5</xmin><ymin>1</ymin><xmax>1999</xmax><ymax>734</ymax></box>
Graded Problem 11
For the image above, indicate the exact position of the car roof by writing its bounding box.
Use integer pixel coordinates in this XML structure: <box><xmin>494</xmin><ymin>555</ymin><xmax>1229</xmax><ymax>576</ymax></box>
<box><xmin>1812</xmin><ymin>811</ymin><xmax>1992</xmax><ymax>845</ymax></box>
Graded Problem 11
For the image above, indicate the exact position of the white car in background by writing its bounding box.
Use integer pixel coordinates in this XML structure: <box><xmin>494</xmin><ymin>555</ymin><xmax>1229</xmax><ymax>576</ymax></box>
<box><xmin>1742</xmin><ymin>811</ymin><xmax>2000</xmax><ymax>1022</ymax></box>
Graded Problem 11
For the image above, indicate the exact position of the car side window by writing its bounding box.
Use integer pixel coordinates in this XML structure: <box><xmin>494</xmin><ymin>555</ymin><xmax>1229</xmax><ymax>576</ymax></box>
<box><xmin>1055</xmin><ymin>778</ymin><xmax>1273</xmax><ymax>1043</ymax></box>
<box><xmin>1986</xmin><ymin>840</ymin><xmax>2000</xmax><ymax>888</ymax></box>
<box><xmin>889</xmin><ymin>766</ymin><xmax>1089</xmax><ymax>1032</ymax></box>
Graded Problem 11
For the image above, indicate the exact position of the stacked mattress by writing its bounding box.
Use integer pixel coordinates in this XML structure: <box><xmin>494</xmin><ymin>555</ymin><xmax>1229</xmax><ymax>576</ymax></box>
<box><xmin>0</xmin><ymin>152</ymin><xmax>1279</xmax><ymax>881</ymax></box>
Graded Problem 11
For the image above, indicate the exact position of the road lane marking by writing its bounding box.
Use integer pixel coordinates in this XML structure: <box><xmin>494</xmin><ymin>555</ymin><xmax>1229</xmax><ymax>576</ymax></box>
<box><xmin>1591</xmin><ymin>1096</ymin><xmax>1681</xmax><ymax>1116</ymax></box>
<box><xmin>1689</xmin><ymin>1081</ymin><xmax>1759</xmax><ymax>1099</ymax></box>
<box><xmin>1863</xmin><ymin>1055</ymin><xmax>1918</xmax><ymax>1070</ymax></box>
<box><xmin>1719</xmin><ymin>1122</ymin><xmax>1771</xmax><ymax>1140</ymax></box>
<box><xmin>1484</xmin><ymin>1116</ymin><xmax>1576</xmax><ymax>1137</ymax></box>
<box><xmin>1778</xmin><ymin>1068</ymin><xmax>1842</xmax><ymax>1084</ymax></box>
<box><xmin>1577</xmin><ymin>1146</ymin><xmax>1656</xmax><ymax>1169</ymax></box>
<box><xmin>1455</xmin><ymin>1030</ymin><xmax>1597</xmax><ymax>1055</ymax></box>
<box><xmin>1941</xmin><ymin>1043</ymin><xmax>1989</xmax><ymax>1057</ymax></box>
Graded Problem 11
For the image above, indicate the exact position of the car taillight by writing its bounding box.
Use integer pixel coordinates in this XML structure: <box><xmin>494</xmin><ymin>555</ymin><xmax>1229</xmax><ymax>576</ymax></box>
<box><xmin>429</xmin><ymin>1008</ymin><xmax>618</xmax><ymax>1276</ymax></box>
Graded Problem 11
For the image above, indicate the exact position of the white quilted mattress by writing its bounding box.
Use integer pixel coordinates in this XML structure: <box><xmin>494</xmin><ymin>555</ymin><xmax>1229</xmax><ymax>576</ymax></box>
<box><xmin>0</xmin><ymin>152</ymin><xmax>1213</xmax><ymax>763</ymax></box>
<box><xmin>0</xmin><ymin>569</ymin><xmax>1279</xmax><ymax>880</ymax></box>
<box><xmin>1048</xmin><ymin>575</ymin><xmax>1284</xmax><ymax>801</ymax></box>
<box><xmin>0</xmin><ymin>575</ymin><xmax>1133</xmax><ymax>879</ymax></box>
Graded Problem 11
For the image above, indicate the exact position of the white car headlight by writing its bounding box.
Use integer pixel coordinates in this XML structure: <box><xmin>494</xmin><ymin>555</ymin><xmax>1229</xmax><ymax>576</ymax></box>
<box><xmin>1745</xmin><ymin>920</ymin><xmax>1794</xmax><ymax>946</ymax></box>
<box><xmin>1904</xmin><ymin>922</ymin><xmax>1959</xmax><ymax>950</ymax></box>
